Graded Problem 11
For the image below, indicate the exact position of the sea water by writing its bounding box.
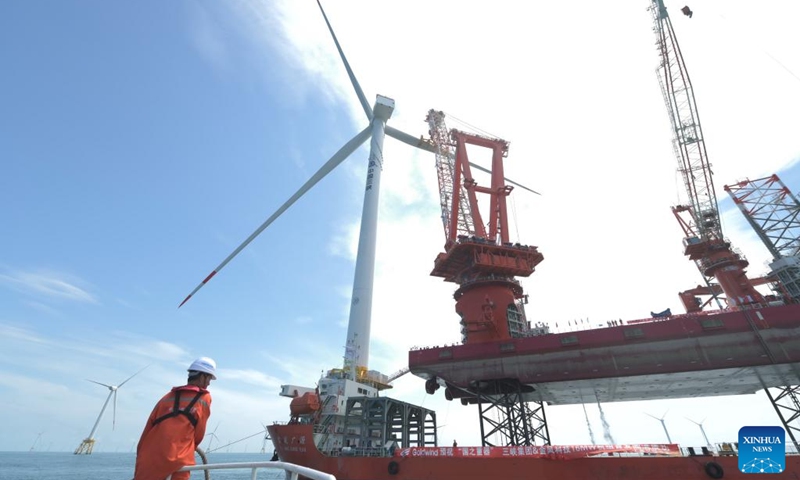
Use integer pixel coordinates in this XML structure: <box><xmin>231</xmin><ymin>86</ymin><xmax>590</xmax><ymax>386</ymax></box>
<box><xmin>0</xmin><ymin>452</ymin><xmax>286</xmax><ymax>480</ymax></box>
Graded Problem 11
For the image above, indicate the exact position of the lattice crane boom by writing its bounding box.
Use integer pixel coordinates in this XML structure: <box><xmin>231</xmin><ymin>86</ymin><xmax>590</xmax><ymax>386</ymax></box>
<box><xmin>651</xmin><ymin>0</ymin><xmax>721</xmax><ymax>241</ymax></box>
<box><xmin>725</xmin><ymin>174</ymin><xmax>800</xmax><ymax>302</ymax></box>
<box><xmin>649</xmin><ymin>0</ymin><xmax>764</xmax><ymax>311</ymax></box>
<box><xmin>725</xmin><ymin>174</ymin><xmax>800</xmax><ymax>260</ymax></box>
<box><xmin>426</xmin><ymin>110</ymin><xmax>475</xmax><ymax>243</ymax></box>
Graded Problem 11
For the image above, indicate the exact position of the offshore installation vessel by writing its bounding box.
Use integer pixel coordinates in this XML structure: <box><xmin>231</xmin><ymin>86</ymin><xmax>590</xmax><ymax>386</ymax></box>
<box><xmin>267</xmin><ymin>105</ymin><xmax>800</xmax><ymax>478</ymax></box>
<box><xmin>181</xmin><ymin>0</ymin><xmax>800</xmax><ymax>478</ymax></box>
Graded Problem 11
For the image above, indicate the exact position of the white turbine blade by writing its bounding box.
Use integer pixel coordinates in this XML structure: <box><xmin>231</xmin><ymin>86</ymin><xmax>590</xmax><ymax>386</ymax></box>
<box><xmin>118</xmin><ymin>364</ymin><xmax>150</xmax><ymax>389</ymax></box>
<box><xmin>385</xmin><ymin>126</ymin><xmax>434</xmax><ymax>153</ymax></box>
<box><xmin>386</xmin><ymin>126</ymin><xmax>541</xmax><ymax>195</ymax></box>
<box><xmin>87</xmin><ymin>379</ymin><xmax>112</xmax><ymax>389</ymax></box>
<box><xmin>112</xmin><ymin>390</ymin><xmax>117</xmax><ymax>431</ymax></box>
<box><xmin>468</xmin><ymin>162</ymin><xmax>541</xmax><ymax>195</ymax></box>
<box><xmin>685</xmin><ymin>416</ymin><xmax>704</xmax><ymax>425</ymax></box>
<box><xmin>316</xmin><ymin>0</ymin><xmax>372</xmax><ymax>121</ymax></box>
<box><xmin>180</xmin><ymin>126</ymin><xmax>372</xmax><ymax>307</ymax></box>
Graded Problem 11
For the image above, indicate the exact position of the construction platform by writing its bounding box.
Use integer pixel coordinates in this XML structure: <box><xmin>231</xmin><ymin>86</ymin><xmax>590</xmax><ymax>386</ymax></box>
<box><xmin>408</xmin><ymin>303</ymin><xmax>800</xmax><ymax>404</ymax></box>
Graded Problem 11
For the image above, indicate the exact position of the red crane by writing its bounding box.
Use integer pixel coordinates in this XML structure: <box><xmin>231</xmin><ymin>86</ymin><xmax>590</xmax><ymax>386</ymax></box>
<box><xmin>425</xmin><ymin>110</ymin><xmax>544</xmax><ymax>344</ymax></box>
<box><xmin>649</xmin><ymin>0</ymin><xmax>764</xmax><ymax>312</ymax></box>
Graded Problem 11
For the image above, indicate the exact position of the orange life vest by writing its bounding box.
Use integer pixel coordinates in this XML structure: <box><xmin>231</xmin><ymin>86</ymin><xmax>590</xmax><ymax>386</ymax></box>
<box><xmin>133</xmin><ymin>385</ymin><xmax>211</xmax><ymax>480</ymax></box>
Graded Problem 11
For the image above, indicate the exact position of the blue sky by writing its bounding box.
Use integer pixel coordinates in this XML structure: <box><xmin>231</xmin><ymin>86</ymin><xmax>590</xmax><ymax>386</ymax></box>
<box><xmin>1</xmin><ymin>0</ymin><xmax>799</xmax><ymax>454</ymax></box>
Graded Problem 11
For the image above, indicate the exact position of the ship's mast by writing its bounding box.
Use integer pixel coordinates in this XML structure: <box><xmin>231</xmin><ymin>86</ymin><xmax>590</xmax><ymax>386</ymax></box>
<box><xmin>650</xmin><ymin>0</ymin><xmax>764</xmax><ymax>312</ymax></box>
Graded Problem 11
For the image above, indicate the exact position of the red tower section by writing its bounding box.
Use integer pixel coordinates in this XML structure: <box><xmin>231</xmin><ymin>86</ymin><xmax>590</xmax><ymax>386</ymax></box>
<box><xmin>426</xmin><ymin>114</ymin><xmax>543</xmax><ymax>344</ymax></box>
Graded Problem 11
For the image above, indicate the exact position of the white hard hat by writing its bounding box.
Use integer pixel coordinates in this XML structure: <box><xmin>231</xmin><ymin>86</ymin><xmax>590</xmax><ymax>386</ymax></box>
<box><xmin>188</xmin><ymin>357</ymin><xmax>217</xmax><ymax>380</ymax></box>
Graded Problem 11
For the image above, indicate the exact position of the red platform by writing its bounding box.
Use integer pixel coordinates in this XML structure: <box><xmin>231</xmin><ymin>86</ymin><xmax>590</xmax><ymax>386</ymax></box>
<box><xmin>408</xmin><ymin>304</ymin><xmax>800</xmax><ymax>404</ymax></box>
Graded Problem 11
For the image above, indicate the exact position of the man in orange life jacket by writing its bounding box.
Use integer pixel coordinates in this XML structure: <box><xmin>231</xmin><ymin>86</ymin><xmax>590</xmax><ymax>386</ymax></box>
<box><xmin>133</xmin><ymin>357</ymin><xmax>216</xmax><ymax>480</ymax></box>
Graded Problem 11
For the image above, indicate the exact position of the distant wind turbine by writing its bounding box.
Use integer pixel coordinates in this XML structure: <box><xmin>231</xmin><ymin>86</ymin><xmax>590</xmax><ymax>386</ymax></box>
<box><xmin>644</xmin><ymin>410</ymin><xmax>672</xmax><ymax>444</ymax></box>
<box><xmin>74</xmin><ymin>365</ymin><xmax>148</xmax><ymax>455</ymax></box>
<box><xmin>686</xmin><ymin>417</ymin><xmax>714</xmax><ymax>452</ymax></box>
<box><xmin>260</xmin><ymin>422</ymin><xmax>270</xmax><ymax>454</ymax></box>
<box><xmin>205</xmin><ymin>422</ymin><xmax>221</xmax><ymax>453</ymax></box>
<box><xmin>29</xmin><ymin>431</ymin><xmax>44</xmax><ymax>451</ymax></box>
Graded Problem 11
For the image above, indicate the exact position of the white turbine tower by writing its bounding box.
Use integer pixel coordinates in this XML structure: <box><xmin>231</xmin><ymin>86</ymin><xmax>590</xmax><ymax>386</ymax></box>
<box><xmin>29</xmin><ymin>431</ymin><xmax>44</xmax><ymax>452</ymax></box>
<box><xmin>204</xmin><ymin>422</ymin><xmax>220</xmax><ymax>453</ymax></box>
<box><xmin>260</xmin><ymin>422</ymin><xmax>270</xmax><ymax>454</ymax></box>
<box><xmin>686</xmin><ymin>417</ymin><xmax>714</xmax><ymax>453</ymax></box>
<box><xmin>644</xmin><ymin>410</ymin><xmax>673</xmax><ymax>444</ymax></box>
<box><xmin>74</xmin><ymin>366</ymin><xmax>148</xmax><ymax>455</ymax></box>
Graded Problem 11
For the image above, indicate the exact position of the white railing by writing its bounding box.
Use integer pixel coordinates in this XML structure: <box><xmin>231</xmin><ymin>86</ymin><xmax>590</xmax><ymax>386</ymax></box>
<box><xmin>175</xmin><ymin>461</ymin><xmax>336</xmax><ymax>480</ymax></box>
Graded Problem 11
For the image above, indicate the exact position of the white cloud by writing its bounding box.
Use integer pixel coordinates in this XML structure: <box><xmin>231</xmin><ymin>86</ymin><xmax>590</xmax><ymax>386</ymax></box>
<box><xmin>0</xmin><ymin>324</ymin><xmax>293</xmax><ymax>452</ymax></box>
<box><xmin>327</xmin><ymin>220</ymin><xmax>359</xmax><ymax>260</ymax></box>
<box><xmin>186</xmin><ymin>3</ymin><xmax>231</xmax><ymax>75</ymax></box>
<box><xmin>0</xmin><ymin>324</ymin><xmax>50</xmax><ymax>344</ymax></box>
<box><xmin>0</xmin><ymin>269</ymin><xmax>98</xmax><ymax>304</ymax></box>
<box><xmin>0</xmin><ymin>371</ymin><xmax>70</xmax><ymax>394</ymax></box>
<box><xmin>220</xmin><ymin>368</ymin><xmax>283</xmax><ymax>389</ymax></box>
<box><xmin>221</xmin><ymin>0</ymin><xmax>354</xmax><ymax>116</ymax></box>
<box><xmin>21</xmin><ymin>300</ymin><xmax>63</xmax><ymax>316</ymax></box>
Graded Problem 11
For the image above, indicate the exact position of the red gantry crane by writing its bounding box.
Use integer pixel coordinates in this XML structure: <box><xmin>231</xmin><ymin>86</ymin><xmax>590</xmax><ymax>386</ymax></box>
<box><xmin>649</xmin><ymin>0</ymin><xmax>765</xmax><ymax>313</ymax></box>
<box><xmin>424</xmin><ymin>110</ymin><xmax>549</xmax><ymax>446</ymax></box>
<box><xmin>425</xmin><ymin>110</ymin><xmax>544</xmax><ymax>345</ymax></box>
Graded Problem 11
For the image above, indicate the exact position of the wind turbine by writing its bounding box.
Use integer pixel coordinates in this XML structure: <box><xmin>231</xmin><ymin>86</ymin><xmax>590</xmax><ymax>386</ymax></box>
<box><xmin>177</xmin><ymin>0</ymin><xmax>427</xmax><ymax>379</ymax></box>
<box><xmin>178</xmin><ymin>0</ymin><xmax>533</xmax><ymax>382</ymax></box>
<box><xmin>205</xmin><ymin>422</ymin><xmax>221</xmax><ymax>453</ymax></box>
<box><xmin>686</xmin><ymin>417</ymin><xmax>714</xmax><ymax>452</ymax></box>
<box><xmin>74</xmin><ymin>365</ymin><xmax>148</xmax><ymax>455</ymax></box>
<box><xmin>29</xmin><ymin>431</ymin><xmax>44</xmax><ymax>451</ymax></box>
<box><xmin>644</xmin><ymin>410</ymin><xmax>673</xmax><ymax>444</ymax></box>
<box><xmin>260</xmin><ymin>422</ymin><xmax>270</xmax><ymax>454</ymax></box>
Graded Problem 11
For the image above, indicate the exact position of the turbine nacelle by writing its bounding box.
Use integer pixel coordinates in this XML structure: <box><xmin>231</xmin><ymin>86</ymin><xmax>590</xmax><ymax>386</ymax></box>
<box><xmin>373</xmin><ymin>95</ymin><xmax>395</xmax><ymax>121</ymax></box>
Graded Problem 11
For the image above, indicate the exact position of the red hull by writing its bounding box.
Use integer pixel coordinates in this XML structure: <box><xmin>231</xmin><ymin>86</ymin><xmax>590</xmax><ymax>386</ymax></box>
<box><xmin>270</xmin><ymin>424</ymin><xmax>800</xmax><ymax>479</ymax></box>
